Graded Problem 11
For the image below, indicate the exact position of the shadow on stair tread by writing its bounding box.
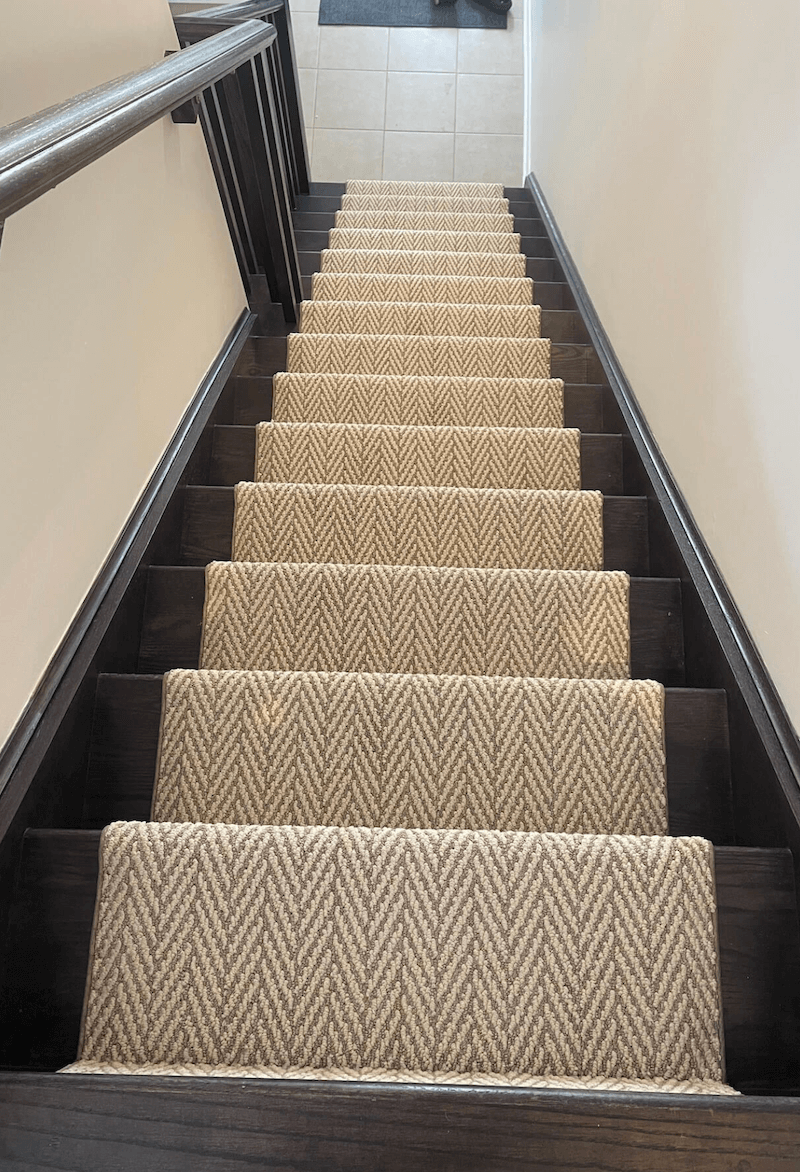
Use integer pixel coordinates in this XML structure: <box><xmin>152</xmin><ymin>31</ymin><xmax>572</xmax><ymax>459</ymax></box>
<box><xmin>81</xmin><ymin>673</ymin><xmax>732</xmax><ymax>843</ymax></box>
<box><xmin>2</xmin><ymin>828</ymin><xmax>794</xmax><ymax>1088</ymax></box>
<box><xmin>178</xmin><ymin>485</ymin><xmax>649</xmax><ymax>575</ymax></box>
<box><xmin>207</xmin><ymin>424</ymin><xmax>623</xmax><ymax>495</ymax></box>
<box><xmin>136</xmin><ymin>565</ymin><xmax>685</xmax><ymax>685</ymax></box>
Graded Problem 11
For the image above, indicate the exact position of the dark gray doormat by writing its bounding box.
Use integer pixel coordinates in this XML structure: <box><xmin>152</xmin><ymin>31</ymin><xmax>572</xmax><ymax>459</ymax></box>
<box><xmin>318</xmin><ymin>0</ymin><xmax>507</xmax><ymax>31</ymax></box>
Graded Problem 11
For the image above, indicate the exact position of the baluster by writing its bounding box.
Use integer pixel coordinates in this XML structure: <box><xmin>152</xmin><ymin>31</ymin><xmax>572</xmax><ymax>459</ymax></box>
<box><xmin>196</xmin><ymin>83</ymin><xmax>257</xmax><ymax>292</ymax></box>
<box><xmin>270</xmin><ymin>3</ymin><xmax>310</xmax><ymax>194</ymax></box>
<box><xmin>235</xmin><ymin>54</ymin><xmax>301</xmax><ymax>320</ymax></box>
<box><xmin>265</xmin><ymin>39</ymin><xmax>299</xmax><ymax>206</ymax></box>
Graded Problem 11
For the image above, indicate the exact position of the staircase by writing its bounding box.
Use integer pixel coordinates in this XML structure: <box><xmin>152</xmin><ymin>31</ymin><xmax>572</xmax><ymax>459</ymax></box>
<box><xmin>5</xmin><ymin>179</ymin><xmax>800</xmax><ymax>1162</ymax></box>
<box><xmin>13</xmin><ymin>174</ymin><xmax>775</xmax><ymax>1093</ymax></box>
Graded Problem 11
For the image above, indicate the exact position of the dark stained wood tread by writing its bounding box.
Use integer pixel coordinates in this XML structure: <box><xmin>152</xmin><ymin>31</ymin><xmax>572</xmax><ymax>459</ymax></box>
<box><xmin>82</xmin><ymin>674</ymin><xmax>731</xmax><ymax>842</ymax></box>
<box><xmin>178</xmin><ymin>484</ymin><xmax>648</xmax><ymax>574</ymax></box>
<box><xmin>1</xmin><ymin>1074</ymin><xmax>799</xmax><ymax>1172</ymax></box>
<box><xmin>232</xmin><ymin>334</ymin><xmax>604</xmax><ymax>385</ymax></box>
<box><xmin>229</xmin><ymin>375</ymin><xmax>607</xmax><ymax>432</ymax></box>
<box><xmin>207</xmin><ymin>425</ymin><xmax>623</xmax><ymax>494</ymax></box>
<box><xmin>2</xmin><ymin>830</ymin><xmax>794</xmax><ymax>1091</ymax></box>
<box><xmin>136</xmin><ymin>565</ymin><xmax>685</xmax><ymax>685</ymax></box>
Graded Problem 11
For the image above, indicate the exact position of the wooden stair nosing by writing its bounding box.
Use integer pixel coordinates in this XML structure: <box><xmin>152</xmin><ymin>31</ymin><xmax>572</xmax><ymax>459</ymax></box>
<box><xmin>2</xmin><ymin>828</ymin><xmax>794</xmax><ymax>1087</ymax></box>
<box><xmin>136</xmin><ymin>565</ymin><xmax>685</xmax><ymax>685</ymax></box>
<box><xmin>178</xmin><ymin>484</ymin><xmax>649</xmax><ymax>575</ymax></box>
<box><xmin>82</xmin><ymin>673</ymin><xmax>732</xmax><ymax>843</ymax></box>
<box><xmin>206</xmin><ymin>424</ymin><xmax>624</xmax><ymax>495</ymax></box>
<box><xmin>229</xmin><ymin>376</ymin><xmax>607</xmax><ymax>433</ymax></box>
<box><xmin>2</xmin><ymin>1077</ymin><xmax>800</xmax><ymax>1168</ymax></box>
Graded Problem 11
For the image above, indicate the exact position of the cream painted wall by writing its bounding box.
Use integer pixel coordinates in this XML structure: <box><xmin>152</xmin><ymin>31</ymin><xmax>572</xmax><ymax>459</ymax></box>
<box><xmin>0</xmin><ymin>0</ymin><xmax>246</xmax><ymax>747</ymax></box>
<box><xmin>526</xmin><ymin>0</ymin><xmax>800</xmax><ymax>730</ymax></box>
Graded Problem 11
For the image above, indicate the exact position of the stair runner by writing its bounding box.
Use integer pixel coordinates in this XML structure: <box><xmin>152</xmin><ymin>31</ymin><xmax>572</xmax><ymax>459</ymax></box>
<box><xmin>64</xmin><ymin>179</ymin><xmax>735</xmax><ymax>1095</ymax></box>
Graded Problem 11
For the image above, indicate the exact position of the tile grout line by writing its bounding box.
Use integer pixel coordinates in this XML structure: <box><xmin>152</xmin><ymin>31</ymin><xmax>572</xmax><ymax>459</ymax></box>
<box><xmin>452</xmin><ymin>27</ymin><xmax>460</xmax><ymax>180</ymax></box>
<box><xmin>381</xmin><ymin>33</ymin><xmax>390</xmax><ymax>179</ymax></box>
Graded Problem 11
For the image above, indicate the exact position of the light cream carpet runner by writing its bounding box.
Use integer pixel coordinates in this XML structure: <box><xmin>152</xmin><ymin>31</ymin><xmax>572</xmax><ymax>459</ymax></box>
<box><xmin>67</xmin><ymin>178</ymin><xmax>734</xmax><ymax>1095</ymax></box>
<box><xmin>232</xmin><ymin>483</ymin><xmax>602</xmax><ymax>569</ymax></box>
<box><xmin>254</xmin><ymin>421</ymin><xmax>577</xmax><ymax>489</ymax></box>
<box><xmin>152</xmin><ymin>671</ymin><xmax>667</xmax><ymax>834</ymax></box>
<box><xmin>272</xmin><ymin>372</ymin><xmax>564</xmax><ymax>428</ymax></box>
<box><xmin>65</xmin><ymin>823</ymin><xmax>731</xmax><ymax>1094</ymax></box>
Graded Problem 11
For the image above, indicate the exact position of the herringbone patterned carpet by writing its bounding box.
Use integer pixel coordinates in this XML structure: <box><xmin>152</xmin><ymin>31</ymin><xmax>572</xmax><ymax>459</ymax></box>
<box><xmin>319</xmin><ymin>248</ymin><xmax>527</xmax><ymax>277</ymax></box>
<box><xmin>152</xmin><ymin>670</ymin><xmax>667</xmax><ymax>833</ymax></box>
<box><xmin>254</xmin><ymin>421</ymin><xmax>578</xmax><ymax>489</ymax></box>
<box><xmin>299</xmin><ymin>299</ymin><xmax>542</xmax><ymax>337</ymax></box>
<box><xmin>232</xmin><ymin>483</ymin><xmax>603</xmax><ymax>569</ymax></box>
<box><xmin>311</xmin><ymin>271</ymin><xmax>534</xmax><ymax>304</ymax></box>
<box><xmin>272</xmin><ymin>372</ymin><xmax>564</xmax><ymax>427</ymax></box>
<box><xmin>66</xmin><ymin>178</ymin><xmax>735</xmax><ymax>1095</ymax></box>
<box><xmin>335</xmin><ymin>210</ymin><xmax>515</xmax><ymax>233</ymax></box>
<box><xmin>65</xmin><ymin>823</ymin><xmax>733</xmax><ymax>1094</ymax></box>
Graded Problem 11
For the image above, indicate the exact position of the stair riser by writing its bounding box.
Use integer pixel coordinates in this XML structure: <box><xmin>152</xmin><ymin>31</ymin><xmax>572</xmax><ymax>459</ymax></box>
<box><xmin>293</xmin><ymin>212</ymin><xmax>545</xmax><ymax>237</ymax></box>
<box><xmin>301</xmin><ymin>252</ymin><xmax>565</xmax><ymax>282</ymax></box>
<box><xmin>293</xmin><ymin>307</ymin><xmax>588</xmax><ymax>344</ymax></box>
<box><xmin>137</xmin><ymin>567</ymin><xmax>685</xmax><ymax>685</ymax></box>
<box><xmin>296</xmin><ymin>196</ymin><xmax>537</xmax><ymax>219</ymax></box>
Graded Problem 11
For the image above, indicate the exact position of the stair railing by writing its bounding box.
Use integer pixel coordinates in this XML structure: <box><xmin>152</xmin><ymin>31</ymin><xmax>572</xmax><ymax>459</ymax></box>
<box><xmin>0</xmin><ymin>9</ymin><xmax>306</xmax><ymax>321</ymax></box>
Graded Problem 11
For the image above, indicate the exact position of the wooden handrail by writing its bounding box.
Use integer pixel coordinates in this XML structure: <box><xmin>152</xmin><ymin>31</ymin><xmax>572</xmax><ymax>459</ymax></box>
<box><xmin>0</xmin><ymin>20</ymin><xmax>275</xmax><ymax>220</ymax></box>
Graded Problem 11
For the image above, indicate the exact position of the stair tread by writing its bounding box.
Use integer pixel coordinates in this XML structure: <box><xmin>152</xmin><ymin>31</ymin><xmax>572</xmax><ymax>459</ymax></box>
<box><xmin>138</xmin><ymin>564</ymin><xmax>684</xmax><ymax>685</ymax></box>
<box><xmin>208</xmin><ymin>424</ymin><xmax>623</xmax><ymax>494</ymax></box>
<box><xmin>179</xmin><ymin>483</ymin><xmax>648</xmax><ymax>574</ymax></box>
<box><xmin>84</xmin><ymin>674</ymin><xmax>731</xmax><ymax>841</ymax></box>
<box><xmin>63</xmin><ymin>823</ymin><xmax>731</xmax><ymax>1090</ymax></box>
<box><xmin>310</xmin><ymin>272</ymin><xmax>535</xmax><ymax>305</ymax></box>
<box><xmin>9</xmin><ymin>827</ymin><xmax>794</xmax><ymax>1091</ymax></box>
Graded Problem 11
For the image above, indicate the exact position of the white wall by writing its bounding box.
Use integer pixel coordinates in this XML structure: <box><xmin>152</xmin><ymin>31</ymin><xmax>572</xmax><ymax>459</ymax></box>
<box><xmin>0</xmin><ymin>0</ymin><xmax>247</xmax><ymax>748</ymax></box>
<box><xmin>526</xmin><ymin>0</ymin><xmax>800</xmax><ymax>731</ymax></box>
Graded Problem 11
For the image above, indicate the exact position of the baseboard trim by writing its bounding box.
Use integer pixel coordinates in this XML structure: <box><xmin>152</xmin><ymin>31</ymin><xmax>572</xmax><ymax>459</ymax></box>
<box><xmin>525</xmin><ymin>170</ymin><xmax>800</xmax><ymax>833</ymax></box>
<box><xmin>0</xmin><ymin>307</ymin><xmax>256</xmax><ymax>821</ymax></box>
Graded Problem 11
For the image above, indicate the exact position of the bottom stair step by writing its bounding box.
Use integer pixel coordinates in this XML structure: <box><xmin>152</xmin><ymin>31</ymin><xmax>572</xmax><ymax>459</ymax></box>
<box><xmin>84</xmin><ymin>673</ymin><xmax>733</xmax><ymax>841</ymax></box>
<box><xmin>4</xmin><ymin>828</ymin><xmax>799</xmax><ymax>1093</ymax></box>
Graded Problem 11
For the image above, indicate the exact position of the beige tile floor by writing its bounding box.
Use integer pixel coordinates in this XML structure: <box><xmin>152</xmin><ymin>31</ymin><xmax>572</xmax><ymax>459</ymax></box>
<box><xmin>291</xmin><ymin>0</ymin><xmax>524</xmax><ymax>184</ymax></box>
